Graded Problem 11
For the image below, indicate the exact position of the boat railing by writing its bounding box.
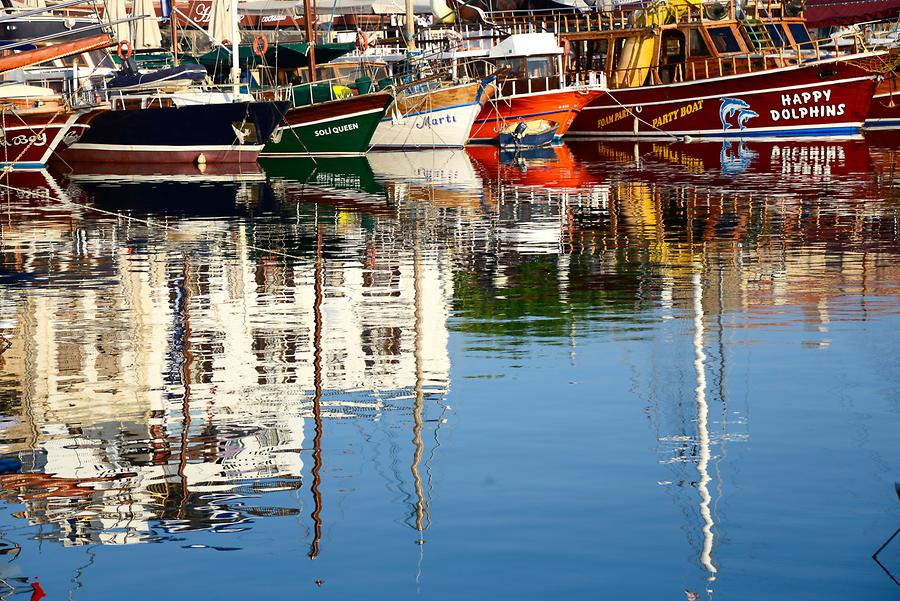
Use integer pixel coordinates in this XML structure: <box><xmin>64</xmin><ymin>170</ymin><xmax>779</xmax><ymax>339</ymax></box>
<box><xmin>500</xmin><ymin>75</ymin><xmax>559</xmax><ymax>97</ymax></box>
<box><xmin>417</xmin><ymin>26</ymin><xmax>498</xmax><ymax>54</ymax></box>
<box><xmin>250</xmin><ymin>74</ymin><xmax>359</xmax><ymax>107</ymax></box>
<box><xmin>487</xmin><ymin>0</ymin><xmax>798</xmax><ymax>35</ymax></box>
<box><xmin>495</xmin><ymin>70</ymin><xmax>604</xmax><ymax>98</ymax></box>
<box><xmin>600</xmin><ymin>35</ymin><xmax>853</xmax><ymax>89</ymax></box>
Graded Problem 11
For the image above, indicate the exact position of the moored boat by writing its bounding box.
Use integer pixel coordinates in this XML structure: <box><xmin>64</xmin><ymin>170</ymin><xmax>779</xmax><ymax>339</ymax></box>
<box><xmin>487</xmin><ymin>0</ymin><xmax>888</xmax><ymax>139</ymax></box>
<box><xmin>497</xmin><ymin>119</ymin><xmax>559</xmax><ymax>148</ymax></box>
<box><xmin>260</xmin><ymin>91</ymin><xmax>392</xmax><ymax>157</ymax></box>
<box><xmin>0</xmin><ymin>84</ymin><xmax>90</xmax><ymax>171</ymax></box>
<box><xmin>572</xmin><ymin>58</ymin><xmax>877</xmax><ymax>138</ymax></box>
<box><xmin>461</xmin><ymin>33</ymin><xmax>607</xmax><ymax>143</ymax></box>
<box><xmin>58</xmin><ymin>93</ymin><xmax>288</xmax><ymax>164</ymax></box>
<box><xmin>371</xmin><ymin>77</ymin><xmax>496</xmax><ymax>149</ymax></box>
<box><xmin>197</xmin><ymin>44</ymin><xmax>393</xmax><ymax>156</ymax></box>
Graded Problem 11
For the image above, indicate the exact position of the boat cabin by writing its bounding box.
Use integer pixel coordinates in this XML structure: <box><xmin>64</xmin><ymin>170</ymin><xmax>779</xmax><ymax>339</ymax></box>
<box><xmin>452</xmin><ymin>33</ymin><xmax>579</xmax><ymax>97</ymax></box>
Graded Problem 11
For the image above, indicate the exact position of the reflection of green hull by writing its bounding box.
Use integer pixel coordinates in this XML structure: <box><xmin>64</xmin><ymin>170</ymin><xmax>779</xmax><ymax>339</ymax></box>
<box><xmin>261</xmin><ymin>93</ymin><xmax>392</xmax><ymax>157</ymax></box>
<box><xmin>259</xmin><ymin>156</ymin><xmax>384</xmax><ymax>195</ymax></box>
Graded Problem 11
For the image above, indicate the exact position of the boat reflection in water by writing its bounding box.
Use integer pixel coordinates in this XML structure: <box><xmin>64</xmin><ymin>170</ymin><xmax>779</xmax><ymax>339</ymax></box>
<box><xmin>367</xmin><ymin>149</ymin><xmax>484</xmax><ymax>205</ymax></box>
<box><xmin>0</xmin><ymin>166</ymin><xmax>453</xmax><ymax>554</ymax></box>
<box><xmin>0</xmin><ymin>137</ymin><xmax>897</xmax><ymax>598</ymax></box>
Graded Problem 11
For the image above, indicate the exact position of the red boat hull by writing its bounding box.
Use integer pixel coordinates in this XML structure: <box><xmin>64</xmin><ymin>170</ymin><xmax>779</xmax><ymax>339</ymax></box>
<box><xmin>865</xmin><ymin>70</ymin><xmax>900</xmax><ymax>129</ymax></box>
<box><xmin>469</xmin><ymin>88</ymin><xmax>605</xmax><ymax>143</ymax></box>
<box><xmin>0</xmin><ymin>110</ymin><xmax>86</xmax><ymax>170</ymax></box>
<box><xmin>569</xmin><ymin>59</ymin><xmax>876</xmax><ymax>139</ymax></box>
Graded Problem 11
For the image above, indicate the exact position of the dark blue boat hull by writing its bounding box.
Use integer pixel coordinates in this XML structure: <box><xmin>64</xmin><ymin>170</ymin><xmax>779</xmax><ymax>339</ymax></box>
<box><xmin>60</xmin><ymin>100</ymin><xmax>289</xmax><ymax>164</ymax></box>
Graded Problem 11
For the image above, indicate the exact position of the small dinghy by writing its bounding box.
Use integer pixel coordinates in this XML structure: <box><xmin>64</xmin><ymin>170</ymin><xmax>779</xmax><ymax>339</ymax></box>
<box><xmin>497</xmin><ymin>120</ymin><xmax>559</xmax><ymax>148</ymax></box>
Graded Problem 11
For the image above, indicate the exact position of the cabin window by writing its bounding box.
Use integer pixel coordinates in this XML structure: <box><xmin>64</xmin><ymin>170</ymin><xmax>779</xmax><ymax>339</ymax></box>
<box><xmin>469</xmin><ymin>61</ymin><xmax>489</xmax><ymax>77</ymax></box>
<box><xmin>284</xmin><ymin>69</ymin><xmax>310</xmax><ymax>85</ymax></box>
<box><xmin>708</xmin><ymin>26</ymin><xmax>742</xmax><ymax>53</ymax></box>
<box><xmin>496</xmin><ymin>57</ymin><xmax>526</xmax><ymax>77</ymax></box>
<box><xmin>764</xmin><ymin>24</ymin><xmax>789</xmax><ymax>47</ymax></box>
<box><xmin>590</xmin><ymin>39</ymin><xmax>609</xmax><ymax>72</ymax></box>
<box><xmin>788</xmin><ymin>23</ymin><xmax>814</xmax><ymax>49</ymax></box>
<box><xmin>660</xmin><ymin>30</ymin><xmax>686</xmax><ymax>83</ymax></box>
<box><xmin>689</xmin><ymin>29</ymin><xmax>711</xmax><ymax>57</ymax></box>
<box><xmin>526</xmin><ymin>57</ymin><xmax>554</xmax><ymax>78</ymax></box>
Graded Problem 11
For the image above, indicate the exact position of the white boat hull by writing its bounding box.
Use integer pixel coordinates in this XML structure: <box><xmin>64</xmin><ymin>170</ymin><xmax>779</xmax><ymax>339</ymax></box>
<box><xmin>370</xmin><ymin>100</ymin><xmax>482</xmax><ymax>149</ymax></box>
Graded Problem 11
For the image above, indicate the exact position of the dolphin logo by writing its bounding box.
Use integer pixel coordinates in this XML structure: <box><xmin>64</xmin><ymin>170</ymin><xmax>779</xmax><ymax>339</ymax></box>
<box><xmin>719</xmin><ymin>97</ymin><xmax>759</xmax><ymax>131</ymax></box>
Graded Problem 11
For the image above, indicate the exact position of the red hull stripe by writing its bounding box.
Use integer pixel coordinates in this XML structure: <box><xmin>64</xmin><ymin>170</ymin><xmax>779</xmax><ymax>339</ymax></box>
<box><xmin>63</xmin><ymin>147</ymin><xmax>262</xmax><ymax>164</ymax></box>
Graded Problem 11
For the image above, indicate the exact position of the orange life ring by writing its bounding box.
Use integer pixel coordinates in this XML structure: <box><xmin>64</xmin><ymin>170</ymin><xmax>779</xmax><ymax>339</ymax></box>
<box><xmin>221</xmin><ymin>38</ymin><xmax>231</xmax><ymax>46</ymax></box>
<box><xmin>253</xmin><ymin>35</ymin><xmax>268</xmax><ymax>56</ymax></box>
<box><xmin>117</xmin><ymin>39</ymin><xmax>132</xmax><ymax>61</ymax></box>
<box><xmin>356</xmin><ymin>30</ymin><xmax>369</xmax><ymax>52</ymax></box>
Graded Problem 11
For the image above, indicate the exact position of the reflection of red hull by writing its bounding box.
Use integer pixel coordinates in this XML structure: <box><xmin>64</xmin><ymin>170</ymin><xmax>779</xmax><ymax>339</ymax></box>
<box><xmin>1</xmin><ymin>110</ymin><xmax>86</xmax><ymax>170</ymax></box>
<box><xmin>469</xmin><ymin>89</ymin><xmax>605</xmax><ymax>143</ymax></box>
<box><xmin>570</xmin><ymin>59</ymin><xmax>875</xmax><ymax>138</ymax></box>
<box><xmin>566</xmin><ymin>138</ymin><xmax>873</xmax><ymax>188</ymax></box>
<box><xmin>466</xmin><ymin>144</ymin><xmax>598</xmax><ymax>189</ymax></box>
<box><xmin>0</xmin><ymin>169</ymin><xmax>66</xmax><ymax>203</ymax></box>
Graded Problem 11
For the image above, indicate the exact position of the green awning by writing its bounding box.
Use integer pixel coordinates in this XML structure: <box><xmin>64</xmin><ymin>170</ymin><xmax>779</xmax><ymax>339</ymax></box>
<box><xmin>194</xmin><ymin>42</ymin><xmax>355</xmax><ymax>72</ymax></box>
<box><xmin>195</xmin><ymin>45</ymin><xmax>265</xmax><ymax>71</ymax></box>
<box><xmin>310</xmin><ymin>42</ymin><xmax>357</xmax><ymax>65</ymax></box>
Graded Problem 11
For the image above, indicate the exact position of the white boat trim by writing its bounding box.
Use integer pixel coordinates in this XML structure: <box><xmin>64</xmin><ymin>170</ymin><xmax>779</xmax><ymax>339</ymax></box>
<box><xmin>279</xmin><ymin>107</ymin><xmax>385</xmax><ymax>130</ymax></box>
<box><xmin>566</xmin><ymin>121</ymin><xmax>863</xmax><ymax>138</ymax></box>
<box><xmin>67</xmin><ymin>143</ymin><xmax>265</xmax><ymax>152</ymax></box>
<box><xmin>258</xmin><ymin>151</ymin><xmax>367</xmax><ymax>157</ymax></box>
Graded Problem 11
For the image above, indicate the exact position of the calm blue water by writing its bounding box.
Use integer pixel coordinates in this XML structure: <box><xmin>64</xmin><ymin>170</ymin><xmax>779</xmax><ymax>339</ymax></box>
<box><xmin>0</xmin><ymin>138</ymin><xmax>897</xmax><ymax>600</ymax></box>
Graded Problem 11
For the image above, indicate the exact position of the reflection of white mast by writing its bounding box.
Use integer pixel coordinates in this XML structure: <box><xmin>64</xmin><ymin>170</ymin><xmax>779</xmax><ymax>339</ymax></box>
<box><xmin>693</xmin><ymin>269</ymin><xmax>717</xmax><ymax>579</ymax></box>
<box><xmin>411</xmin><ymin>243</ymin><xmax>427</xmax><ymax>542</ymax></box>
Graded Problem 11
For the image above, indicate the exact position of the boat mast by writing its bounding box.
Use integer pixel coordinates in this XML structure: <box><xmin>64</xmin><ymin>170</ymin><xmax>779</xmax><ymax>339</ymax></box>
<box><xmin>692</xmin><ymin>268</ymin><xmax>718</xmax><ymax>581</ymax></box>
<box><xmin>405</xmin><ymin>0</ymin><xmax>415</xmax><ymax>50</ymax></box>
<box><xmin>230</xmin><ymin>0</ymin><xmax>240</xmax><ymax>96</ymax></box>
<box><xmin>169</xmin><ymin>1</ymin><xmax>179</xmax><ymax>65</ymax></box>
<box><xmin>304</xmin><ymin>0</ymin><xmax>316</xmax><ymax>82</ymax></box>
<box><xmin>411</xmin><ymin>240</ymin><xmax>427</xmax><ymax>540</ymax></box>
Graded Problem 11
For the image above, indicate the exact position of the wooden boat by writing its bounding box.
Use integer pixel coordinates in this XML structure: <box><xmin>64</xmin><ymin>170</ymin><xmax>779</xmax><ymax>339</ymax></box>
<box><xmin>487</xmin><ymin>0</ymin><xmax>889</xmax><ymax>138</ymax></box>
<box><xmin>0</xmin><ymin>84</ymin><xmax>90</xmax><ymax>171</ymax></box>
<box><xmin>497</xmin><ymin>119</ymin><xmax>559</xmax><ymax>147</ymax></box>
<box><xmin>198</xmin><ymin>45</ymin><xmax>393</xmax><ymax>156</ymax></box>
<box><xmin>59</xmin><ymin>92</ymin><xmax>289</xmax><ymax>164</ymax></box>
<box><xmin>260</xmin><ymin>91</ymin><xmax>392</xmax><ymax>157</ymax></box>
<box><xmin>371</xmin><ymin>77</ymin><xmax>496</xmax><ymax>149</ymax></box>
<box><xmin>460</xmin><ymin>33</ymin><xmax>607</xmax><ymax>143</ymax></box>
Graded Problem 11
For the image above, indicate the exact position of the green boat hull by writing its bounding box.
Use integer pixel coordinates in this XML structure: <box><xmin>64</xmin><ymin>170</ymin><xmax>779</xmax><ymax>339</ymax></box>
<box><xmin>262</xmin><ymin>92</ymin><xmax>392</xmax><ymax>157</ymax></box>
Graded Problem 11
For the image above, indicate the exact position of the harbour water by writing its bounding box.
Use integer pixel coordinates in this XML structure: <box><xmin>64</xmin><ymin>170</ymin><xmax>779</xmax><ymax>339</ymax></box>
<box><xmin>0</xmin><ymin>138</ymin><xmax>897</xmax><ymax>599</ymax></box>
